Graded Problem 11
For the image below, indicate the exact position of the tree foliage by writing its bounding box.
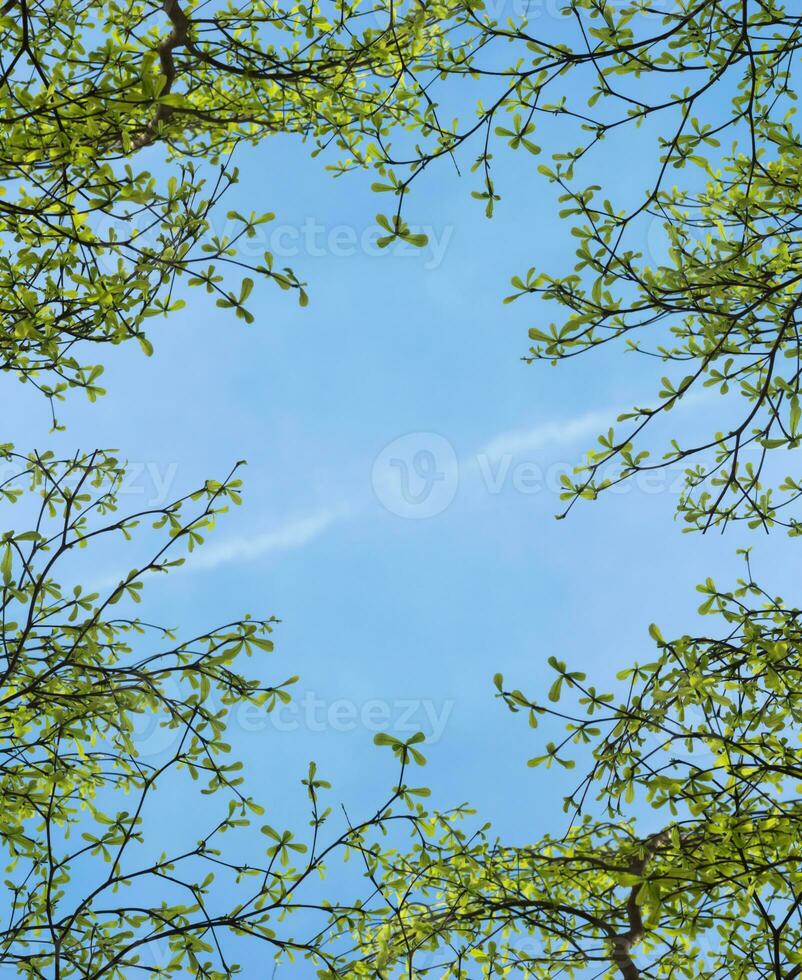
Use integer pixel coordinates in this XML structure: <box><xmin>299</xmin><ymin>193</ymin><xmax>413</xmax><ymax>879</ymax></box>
<box><xmin>0</xmin><ymin>447</ymin><xmax>454</xmax><ymax>977</ymax></box>
<box><xmin>0</xmin><ymin>0</ymin><xmax>468</xmax><ymax>413</ymax></box>
<box><xmin>3</xmin><ymin>0</ymin><xmax>802</xmax><ymax>978</ymax></box>
<box><xmin>334</xmin><ymin>558</ymin><xmax>802</xmax><ymax>979</ymax></box>
<box><xmin>497</xmin><ymin>2</ymin><xmax>802</xmax><ymax>534</ymax></box>
<box><xmin>8</xmin><ymin>0</ymin><xmax>802</xmax><ymax>533</ymax></box>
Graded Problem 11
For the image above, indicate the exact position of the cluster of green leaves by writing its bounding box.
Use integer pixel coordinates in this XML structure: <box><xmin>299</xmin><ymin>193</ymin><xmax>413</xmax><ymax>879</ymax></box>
<box><xmin>0</xmin><ymin>0</ymin><xmax>483</xmax><ymax>416</ymax></box>
<box><xmin>0</xmin><ymin>447</ymin><xmax>456</xmax><ymax>977</ymax></box>
<box><xmin>10</xmin><ymin>0</ymin><xmax>802</xmax><ymax>509</ymax></box>
<box><xmin>318</xmin><ymin>559</ymin><xmax>802</xmax><ymax>979</ymax></box>
<box><xmin>494</xmin><ymin>1</ymin><xmax>802</xmax><ymax>533</ymax></box>
<box><xmin>491</xmin><ymin>555</ymin><xmax>802</xmax><ymax>979</ymax></box>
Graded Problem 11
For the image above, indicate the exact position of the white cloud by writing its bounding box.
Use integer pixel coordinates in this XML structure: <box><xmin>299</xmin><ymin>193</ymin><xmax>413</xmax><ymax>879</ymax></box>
<box><xmin>474</xmin><ymin>407</ymin><xmax>614</xmax><ymax>462</ymax></box>
<box><xmin>186</xmin><ymin>507</ymin><xmax>347</xmax><ymax>572</ymax></box>
<box><xmin>86</xmin><ymin>506</ymin><xmax>349</xmax><ymax>594</ymax></box>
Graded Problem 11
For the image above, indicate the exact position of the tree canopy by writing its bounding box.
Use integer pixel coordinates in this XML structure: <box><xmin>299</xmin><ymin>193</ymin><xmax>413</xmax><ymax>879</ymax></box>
<box><xmin>7</xmin><ymin>0</ymin><xmax>802</xmax><ymax>530</ymax></box>
<box><xmin>2</xmin><ymin>0</ymin><xmax>802</xmax><ymax>978</ymax></box>
<box><xmin>329</xmin><ymin>558</ymin><xmax>802</xmax><ymax>979</ymax></box>
<box><xmin>0</xmin><ymin>0</ymin><xmax>461</xmax><ymax>411</ymax></box>
<box><xmin>0</xmin><ymin>448</ymin><xmax>446</xmax><ymax>977</ymax></box>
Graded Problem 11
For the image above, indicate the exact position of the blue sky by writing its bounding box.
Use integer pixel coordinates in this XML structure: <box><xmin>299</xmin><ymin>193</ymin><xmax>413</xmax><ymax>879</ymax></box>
<box><xmin>5</xmin><ymin>77</ymin><xmax>802</xmax><ymax>973</ymax></box>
